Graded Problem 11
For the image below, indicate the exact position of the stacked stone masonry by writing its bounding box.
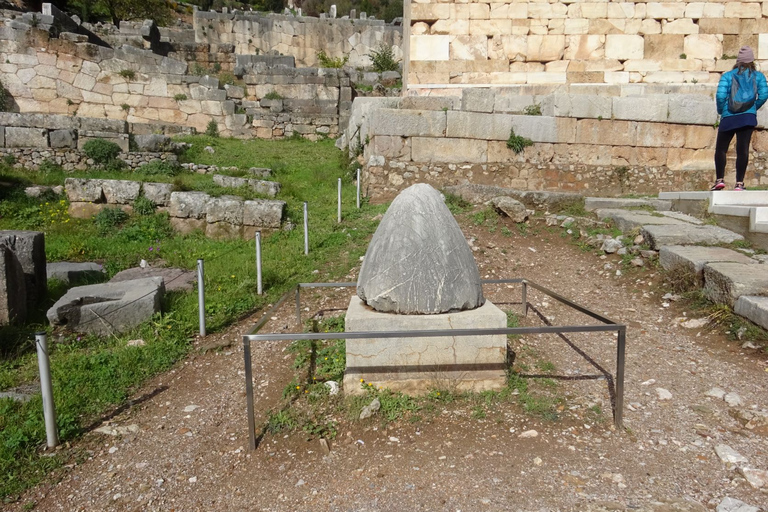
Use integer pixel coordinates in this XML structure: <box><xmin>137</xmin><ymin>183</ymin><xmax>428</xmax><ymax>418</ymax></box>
<box><xmin>350</xmin><ymin>86</ymin><xmax>768</xmax><ymax>199</ymax></box>
<box><xmin>408</xmin><ymin>0</ymin><xmax>768</xmax><ymax>87</ymax></box>
<box><xmin>64</xmin><ymin>178</ymin><xmax>286</xmax><ymax>240</ymax></box>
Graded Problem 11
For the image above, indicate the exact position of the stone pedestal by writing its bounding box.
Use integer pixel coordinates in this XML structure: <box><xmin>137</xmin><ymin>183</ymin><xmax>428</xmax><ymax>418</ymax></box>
<box><xmin>343</xmin><ymin>296</ymin><xmax>507</xmax><ymax>395</ymax></box>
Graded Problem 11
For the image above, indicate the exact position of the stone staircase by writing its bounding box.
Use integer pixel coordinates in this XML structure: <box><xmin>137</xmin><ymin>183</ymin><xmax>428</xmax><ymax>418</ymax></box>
<box><xmin>584</xmin><ymin>192</ymin><xmax>768</xmax><ymax>334</ymax></box>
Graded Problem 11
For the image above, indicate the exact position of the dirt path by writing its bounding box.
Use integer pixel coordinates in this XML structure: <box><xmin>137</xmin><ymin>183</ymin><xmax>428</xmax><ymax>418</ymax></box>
<box><xmin>11</xmin><ymin>216</ymin><xmax>768</xmax><ymax>512</ymax></box>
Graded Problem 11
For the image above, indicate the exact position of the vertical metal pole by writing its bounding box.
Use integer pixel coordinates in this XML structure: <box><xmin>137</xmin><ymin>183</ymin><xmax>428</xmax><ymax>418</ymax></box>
<box><xmin>521</xmin><ymin>281</ymin><xmax>528</xmax><ymax>317</ymax></box>
<box><xmin>197</xmin><ymin>259</ymin><xmax>206</xmax><ymax>337</ymax></box>
<box><xmin>337</xmin><ymin>178</ymin><xmax>342</xmax><ymax>223</ymax></box>
<box><xmin>255</xmin><ymin>231</ymin><xmax>262</xmax><ymax>295</ymax></box>
<box><xmin>35</xmin><ymin>332</ymin><xmax>59</xmax><ymax>448</ymax></box>
<box><xmin>303</xmin><ymin>201</ymin><xmax>309</xmax><ymax>256</ymax></box>
<box><xmin>615</xmin><ymin>326</ymin><xmax>626</xmax><ymax>429</ymax></box>
<box><xmin>295</xmin><ymin>286</ymin><xmax>301</xmax><ymax>327</ymax></box>
<box><xmin>356</xmin><ymin>168</ymin><xmax>361</xmax><ymax>209</ymax></box>
<box><xmin>243</xmin><ymin>337</ymin><xmax>256</xmax><ymax>451</ymax></box>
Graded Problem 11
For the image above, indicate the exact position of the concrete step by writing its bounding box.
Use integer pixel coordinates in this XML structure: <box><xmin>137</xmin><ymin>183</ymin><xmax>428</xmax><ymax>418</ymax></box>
<box><xmin>658</xmin><ymin>191</ymin><xmax>711</xmax><ymax>200</ymax></box>
<box><xmin>709</xmin><ymin>190</ymin><xmax>768</xmax><ymax>209</ymax></box>
<box><xmin>641</xmin><ymin>224</ymin><xmax>744</xmax><ymax>250</ymax></box>
<box><xmin>710</xmin><ymin>204</ymin><xmax>754</xmax><ymax>217</ymax></box>
<box><xmin>749</xmin><ymin>207</ymin><xmax>768</xmax><ymax>234</ymax></box>
<box><xmin>734</xmin><ymin>296</ymin><xmax>768</xmax><ymax>331</ymax></box>
<box><xmin>658</xmin><ymin>245</ymin><xmax>757</xmax><ymax>287</ymax></box>
<box><xmin>585</xmin><ymin>197</ymin><xmax>672</xmax><ymax>212</ymax></box>
<box><xmin>703</xmin><ymin>262</ymin><xmax>768</xmax><ymax>307</ymax></box>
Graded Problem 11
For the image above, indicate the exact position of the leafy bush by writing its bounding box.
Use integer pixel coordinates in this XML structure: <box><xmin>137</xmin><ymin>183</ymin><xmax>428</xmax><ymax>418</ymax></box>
<box><xmin>133</xmin><ymin>196</ymin><xmax>156</xmax><ymax>216</ymax></box>
<box><xmin>37</xmin><ymin>159</ymin><xmax>64</xmax><ymax>174</ymax></box>
<box><xmin>174</xmin><ymin>93</ymin><xmax>188</xmax><ymax>102</ymax></box>
<box><xmin>218</xmin><ymin>72</ymin><xmax>235</xmax><ymax>86</ymax></box>
<box><xmin>205</xmin><ymin>120</ymin><xmax>219</xmax><ymax>137</ymax></box>
<box><xmin>94</xmin><ymin>207</ymin><xmax>128</xmax><ymax>235</ymax></box>
<box><xmin>368</xmin><ymin>43</ymin><xmax>400</xmax><ymax>73</ymax></box>
<box><xmin>263</xmin><ymin>90</ymin><xmax>284</xmax><ymax>100</ymax></box>
<box><xmin>507</xmin><ymin>128</ymin><xmax>534</xmax><ymax>154</ymax></box>
<box><xmin>118</xmin><ymin>69</ymin><xmax>136</xmax><ymax>80</ymax></box>
<box><xmin>190</xmin><ymin>63</ymin><xmax>209</xmax><ymax>76</ymax></box>
<box><xmin>83</xmin><ymin>139</ymin><xmax>122</xmax><ymax>164</ymax></box>
<box><xmin>0</xmin><ymin>81</ymin><xmax>10</xmax><ymax>112</ymax></box>
<box><xmin>523</xmin><ymin>104</ymin><xmax>542</xmax><ymax>116</ymax></box>
<box><xmin>135</xmin><ymin>160</ymin><xmax>183</xmax><ymax>177</ymax></box>
<box><xmin>316</xmin><ymin>50</ymin><xmax>348</xmax><ymax>69</ymax></box>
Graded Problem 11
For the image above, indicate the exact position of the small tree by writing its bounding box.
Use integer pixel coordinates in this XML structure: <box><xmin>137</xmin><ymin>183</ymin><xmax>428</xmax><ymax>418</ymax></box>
<box><xmin>367</xmin><ymin>44</ymin><xmax>400</xmax><ymax>73</ymax></box>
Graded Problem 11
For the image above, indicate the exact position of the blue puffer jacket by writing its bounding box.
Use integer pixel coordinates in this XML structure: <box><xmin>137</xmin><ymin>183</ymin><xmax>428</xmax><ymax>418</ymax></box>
<box><xmin>716</xmin><ymin>67</ymin><xmax>768</xmax><ymax>117</ymax></box>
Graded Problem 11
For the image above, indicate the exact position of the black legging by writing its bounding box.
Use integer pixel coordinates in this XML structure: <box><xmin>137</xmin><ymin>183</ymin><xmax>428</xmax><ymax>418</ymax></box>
<box><xmin>714</xmin><ymin>126</ymin><xmax>754</xmax><ymax>183</ymax></box>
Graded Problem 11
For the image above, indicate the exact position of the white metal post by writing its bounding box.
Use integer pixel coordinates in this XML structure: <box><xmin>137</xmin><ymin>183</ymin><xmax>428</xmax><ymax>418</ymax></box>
<box><xmin>356</xmin><ymin>168</ymin><xmax>360</xmax><ymax>209</ymax></box>
<box><xmin>197</xmin><ymin>259</ymin><xmax>206</xmax><ymax>336</ymax></box>
<box><xmin>255</xmin><ymin>231</ymin><xmax>262</xmax><ymax>295</ymax></box>
<box><xmin>303</xmin><ymin>202</ymin><xmax>309</xmax><ymax>255</ymax></box>
<box><xmin>35</xmin><ymin>332</ymin><xmax>59</xmax><ymax>448</ymax></box>
<box><xmin>337</xmin><ymin>178</ymin><xmax>342</xmax><ymax>223</ymax></box>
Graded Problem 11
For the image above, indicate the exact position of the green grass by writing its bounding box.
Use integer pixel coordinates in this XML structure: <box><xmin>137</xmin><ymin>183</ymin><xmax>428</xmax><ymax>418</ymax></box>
<box><xmin>0</xmin><ymin>136</ymin><xmax>387</xmax><ymax>502</ymax></box>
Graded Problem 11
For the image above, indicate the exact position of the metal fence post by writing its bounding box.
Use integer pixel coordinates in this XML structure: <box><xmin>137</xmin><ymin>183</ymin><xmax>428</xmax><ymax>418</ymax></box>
<box><xmin>255</xmin><ymin>231</ymin><xmax>262</xmax><ymax>295</ymax></box>
<box><xmin>197</xmin><ymin>259</ymin><xmax>206</xmax><ymax>337</ymax></box>
<box><xmin>303</xmin><ymin>201</ymin><xmax>309</xmax><ymax>256</ymax></box>
<box><xmin>615</xmin><ymin>326</ymin><xmax>626</xmax><ymax>429</ymax></box>
<box><xmin>295</xmin><ymin>286</ymin><xmax>302</xmax><ymax>327</ymax></box>
<box><xmin>521</xmin><ymin>281</ymin><xmax>528</xmax><ymax>317</ymax></box>
<box><xmin>356</xmin><ymin>168</ymin><xmax>361</xmax><ymax>209</ymax></box>
<box><xmin>35</xmin><ymin>332</ymin><xmax>59</xmax><ymax>448</ymax></box>
<box><xmin>244</xmin><ymin>337</ymin><xmax>256</xmax><ymax>450</ymax></box>
<box><xmin>337</xmin><ymin>178</ymin><xmax>342</xmax><ymax>223</ymax></box>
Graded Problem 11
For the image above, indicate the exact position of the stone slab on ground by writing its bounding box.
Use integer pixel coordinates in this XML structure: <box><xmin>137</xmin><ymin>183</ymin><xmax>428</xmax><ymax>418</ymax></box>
<box><xmin>734</xmin><ymin>296</ymin><xmax>768</xmax><ymax>331</ymax></box>
<box><xmin>595</xmin><ymin>209</ymin><xmax>690</xmax><ymax>233</ymax></box>
<box><xmin>0</xmin><ymin>230</ymin><xmax>46</xmax><ymax>305</ymax></box>
<box><xmin>0</xmin><ymin>245</ymin><xmax>27</xmax><ymax>325</ymax></box>
<box><xmin>47</xmin><ymin>262</ymin><xmax>106</xmax><ymax>285</ymax></box>
<box><xmin>585</xmin><ymin>197</ymin><xmax>672</xmax><ymax>212</ymax></box>
<box><xmin>658</xmin><ymin>211</ymin><xmax>704</xmax><ymax>225</ymax></box>
<box><xmin>109</xmin><ymin>267</ymin><xmax>196</xmax><ymax>292</ymax></box>
<box><xmin>47</xmin><ymin>277</ymin><xmax>165</xmax><ymax>335</ymax></box>
<box><xmin>443</xmin><ymin>183</ymin><xmax>581</xmax><ymax>210</ymax></box>
<box><xmin>641</xmin><ymin>224</ymin><xmax>744</xmax><ymax>250</ymax></box>
<box><xmin>658</xmin><ymin>246</ymin><xmax>756</xmax><ymax>286</ymax></box>
<box><xmin>344</xmin><ymin>296</ymin><xmax>507</xmax><ymax>395</ymax></box>
<box><xmin>0</xmin><ymin>383</ymin><xmax>39</xmax><ymax>403</ymax></box>
<box><xmin>703</xmin><ymin>262</ymin><xmax>768</xmax><ymax>307</ymax></box>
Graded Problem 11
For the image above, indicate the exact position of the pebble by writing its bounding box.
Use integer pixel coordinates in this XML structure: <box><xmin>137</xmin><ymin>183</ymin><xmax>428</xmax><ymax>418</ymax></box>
<box><xmin>681</xmin><ymin>318</ymin><xmax>708</xmax><ymax>329</ymax></box>
<box><xmin>189</xmin><ymin>476</ymin><xmax>197</xmax><ymax>483</ymax></box>
<box><xmin>183</xmin><ymin>405</ymin><xmax>199</xmax><ymax>412</ymax></box>
<box><xmin>533</xmin><ymin>457</ymin><xmax>542</xmax><ymax>466</ymax></box>
<box><xmin>518</xmin><ymin>430</ymin><xmax>538</xmax><ymax>438</ymax></box>
<box><xmin>108</xmin><ymin>446</ymin><xmax>118</xmax><ymax>454</ymax></box>
<box><xmin>630</xmin><ymin>258</ymin><xmax>644</xmax><ymax>267</ymax></box>
<box><xmin>716</xmin><ymin>497</ymin><xmax>760</xmax><ymax>512</ymax></box>
<box><xmin>359</xmin><ymin>398</ymin><xmax>381</xmax><ymax>420</ymax></box>
<box><xmin>724</xmin><ymin>392</ymin><xmax>743</xmax><ymax>407</ymax></box>
<box><xmin>656</xmin><ymin>388</ymin><xmax>673</xmax><ymax>400</ymax></box>
<box><xmin>714</xmin><ymin>444</ymin><xmax>748</xmax><ymax>465</ymax></box>
<box><xmin>641</xmin><ymin>379</ymin><xmax>656</xmax><ymax>386</ymax></box>
<box><xmin>739</xmin><ymin>467</ymin><xmax>768</xmax><ymax>489</ymax></box>
<box><xmin>705</xmin><ymin>387</ymin><xmax>726</xmax><ymax>399</ymax></box>
<box><xmin>295</xmin><ymin>479</ymin><xmax>305</xmax><ymax>486</ymax></box>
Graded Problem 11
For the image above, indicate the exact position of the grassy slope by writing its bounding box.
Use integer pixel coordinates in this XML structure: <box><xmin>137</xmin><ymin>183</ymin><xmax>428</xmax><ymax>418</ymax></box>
<box><xmin>0</xmin><ymin>137</ymin><xmax>384</xmax><ymax>501</ymax></box>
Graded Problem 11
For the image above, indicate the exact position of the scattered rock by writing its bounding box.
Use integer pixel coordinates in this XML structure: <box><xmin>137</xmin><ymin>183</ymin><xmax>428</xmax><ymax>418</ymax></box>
<box><xmin>518</xmin><ymin>429</ymin><xmax>538</xmax><ymax>438</ymax></box>
<box><xmin>630</xmin><ymin>258</ymin><xmax>644</xmax><ymax>267</ymax></box>
<box><xmin>681</xmin><ymin>318</ymin><xmax>708</xmax><ymax>329</ymax></box>
<box><xmin>601</xmin><ymin>239</ymin><xmax>623</xmax><ymax>254</ymax></box>
<box><xmin>716</xmin><ymin>497</ymin><xmax>760</xmax><ymax>512</ymax></box>
<box><xmin>324</xmin><ymin>381</ymin><xmax>339</xmax><ymax>395</ymax></box>
<box><xmin>183</xmin><ymin>405</ymin><xmax>199</xmax><ymax>412</ymax></box>
<box><xmin>714</xmin><ymin>444</ymin><xmax>747</xmax><ymax>465</ymax></box>
<box><xmin>724</xmin><ymin>392</ymin><xmax>743</xmax><ymax>407</ymax></box>
<box><xmin>110</xmin><ymin>267</ymin><xmax>196</xmax><ymax>292</ymax></box>
<box><xmin>94</xmin><ymin>424</ymin><xmax>140</xmax><ymax>436</ymax></box>
<box><xmin>47</xmin><ymin>261</ymin><xmax>105</xmax><ymax>285</ymax></box>
<box><xmin>359</xmin><ymin>398</ymin><xmax>381</xmax><ymax>420</ymax></box>
<box><xmin>126</xmin><ymin>339</ymin><xmax>145</xmax><ymax>347</ymax></box>
<box><xmin>0</xmin><ymin>383</ymin><xmax>39</xmax><ymax>403</ymax></box>
<box><xmin>204</xmin><ymin>146</ymin><xmax>215</xmax><ymax>154</ymax></box>
<box><xmin>319</xmin><ymin>438</ymin><xmax>330</xmax><ymax>455</ymax></box>
<box><xmin>489</xmin><ymin>196</ymin><xmax>528</xmax><ymax>223</ymax></box>
<box><xmin>295</xmin><ymin>479</ymin><xmax>305</xmax><ymax>486</ymax></box>
<box><xmin>739</xmin><ymin>467</ymin><xmax>768</xmax><ymax>489</ymax></box>
<box><xmin>656</xmin><ymin>388</ymin><xmax>672</xmax><ymax>400</ymax></box>
<box><xmin>705</xmin><ymin>387</ymin><xmax>726</xmax><ymax>399</ymax></box>
<box><xmin>634</xmin><ymin>234</ymin><xmax>644</xmax><ymax>245</ymax></box>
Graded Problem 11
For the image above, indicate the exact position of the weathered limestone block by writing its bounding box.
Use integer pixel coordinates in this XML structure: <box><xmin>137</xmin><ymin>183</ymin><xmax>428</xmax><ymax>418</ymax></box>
<box><xmin>410</xmin><ymin>35</ymin><xmax>449</xmax><ymax>61</ymax></box>
<box><xmin>5</xmin><ymin>127</ymin><xmax>48</xmax><ymax>148</ymax></box>
<box><xmin>206</xmin><ymin>222</ymin><xmax>243</xmax><ymax>240</ymax></box>
<box><xmin>661</xmin><ymin>19</ymin><xmax>698</xmax><ymax>35</ymax></box>
<box><xmin>412</xmin><ymin>137</ymin><xmax>488</xmax><ymax>164</ymax></box>
<box><xmin>646</xmin><ymin>2</ymin><xmax>686</xmax><ymax>19</ymax></box>
<box><xmin>357</xmin><ymin>183</ymin><xmax>483</xmax><ymax>314</ymax></box>
<box><xmin>734</xmin><ymin>296</ymin><xmax>768</xmax><ymax>331</ymax></box>
<box><xmin>636</xmin><ymin>122</ymin><xmax>685</xmax><ymax>148</ymax></box>
<box><xmin>724</xmin><ymin>2</ymin><xmax>762</xmax><ymax>18</ymax></box>
<box><xmin>169</xmin><ymin>218</ymin><xmax>206</xmax><ymax>234</ymax></box>
<box><xmin>613</xmin><ymin>96</ymin><xmax>668</xmax><ymax>123</ymax></box>
<box><xmin>370</xmin><ymin>108</ymin><xmax>446</xmax><ymax>137</ymax></box>
<box><xmin>243</xmin><ymin>199</ymin><xmax>285</xmax><ymax>229</ymax></box>
<box><xmin>47</xmin><ymin>262</ymin><xmax>106</xmax><ymax>285</ymax></box>
<box><xmin>206</xmin><ymin>196</ymin><xmax>244</xmax><ymax>225</ymax></box>
<box><xmin>576</xmin><ymin>119</ymin><xmax>636</xmax><ymax>146</ymax></box>
<box><xmin>685</xmin><ymin>3</ymin><xmax>724</xmax><ymax>19</ymax></box>
<box><xmin>493</xmin><ymin>91</ymin><xmax>536</xmax><ymax>113</ymax></box>
<box><xmin>446</xmin><ymin>111</ymin><xmax>512</xmax><ymax>140</ymax></box>
<box><xmin>659</xmin><ymin>246</ymin><xmax>755</xmax><ymax>286</ymax></box>
<box><xmin>704</xmin><ymin>262</ymin><xmax>768</xmax><ymax>307</ymax></box>
<box><xmin>68</xmin><ymin>202</ymin><xmax>106</xmax><ymax>219</ymax></box>
<box><xmin>0</xmin><ymin>230</ymin><xmax>46</xmax><ymax>306</ymax></box>
<box><xmin>343</xmin><ymin>296</ymin><xmax>507</xmax><ymax>395</ymax></box>
<box><xmin>463</xmin><ymin>88</ymin><xmax>495</xmax><ymax>113</ymax></box>
<box><xmin>667</xmin><ymin>95</ymin><xmax>718</xmax><ymax>125</ymax></box>
<box><xmin>666</xmin><ymin>147</ymin><xmax>712</xmax><ymax>170</ymax></box>
<box><xmin>641</xmin><ymin>225</ymin><xmax>743</xmax><ymax>250</ymax></box>
<box><xmin>555</xmin><ymin>94</ymin><xmax>612</xmax><ymax>119</ymax></box>
<box><xmin>605</xmin><ymin>35</ymin><xmax>644</xmax><ymax>60</ymax></box>
<box><xmin>643</xmin><ymin>35</ymin><xmax>684</xmax><ymax>61</ymax></box>
<box><xmin>684</xmin><ymin>34</ymin><xmax>723</xmax><ymax>60</ymax></box>
<box><xmin>526</xmin><ymin>35</ymin><xmax>565</xmax><ymax>62</ymax></box>
<box><xmin>133</xmin><ymin>134</ymin><xmax>172</xmax><ymax>152</ymax></box>
<box><xmin>168</xmin><ymin>191</ymin><xmax>210</xmax><ymax>219</ymax></box>
<box><xmin>101</xmin><ymin>180</ymin><xmax>141</xmax><ymax>204</ymax></box>
<box><xmin>49</xmin><ymin>129</ymin><xmax>76</xmax><ymax>148</ymax></box>
<box><xmin>65</xmin><ymin>178</ymin><xmax>104</xmax><ymax>203</ymax></box>
<box><xmin>411</xmin><ymin>3</ymin><xmax>450</xmax><ymax>21</ymax></box>
<box><xmin>141</xmin><ymin>182</ymin><xmax>173</xmax><ymax>206</ymax></box>
<box><xmin>213</xmin><ymin>174</ymin><xmax>248</xmax><ymax>189</ymax></box>
<box><xmin>510</xmin><ymin>115</ymin><xmax>559</xmax><ymax>143</ymax></box>
<box><xmin>251</xmin><ymin>180</ymin><xmax>281</xmax><ymax>197</ymax></box>
<box><xmin>371</xmin><ymin>135</ymin><xmax>411</xmax><ymax>160</ymax></box>
<box><xmin>47</xmin><ymin>277</ymin><xmax>164</xmax><ymax>335</ymax></box>
<box><xmin>450</xmin><ymin>35</ymin><xmax>488</xmax><ymax>60</ymax></box>
<box><xmin>490</xmin><ymin>196</ymin><xmax>527</xmax><ymax>223</ymax></box>
<box><xmin>564</xmin><ymin>35</ymin><xmax>605</xmax><ymax>60</ymax></box>
<box><xmin>0</xmin><ymin>245</ymin><xmax>26</xmax><ymax>325</ymax></box>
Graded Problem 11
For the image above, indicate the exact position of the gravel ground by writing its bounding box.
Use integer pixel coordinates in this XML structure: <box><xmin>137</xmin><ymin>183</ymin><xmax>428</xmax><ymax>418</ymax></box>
<box><xmin>9</xmin><ymin>212</ymin><xmax>768</xmax><ymax>512</ymax></box>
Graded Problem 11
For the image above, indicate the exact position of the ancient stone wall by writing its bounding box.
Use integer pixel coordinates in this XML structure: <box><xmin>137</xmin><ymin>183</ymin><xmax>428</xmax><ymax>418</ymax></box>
<box><xmin>64</xmin><ymin>178</ymin><xmax>286</xmax><ymax>240</ymax></box>
<box><xmin>408</xmin><ymin>0</ymin><xmax>768</xmax><ymax>88</ymax></box>
<box><xmin>350</xmin><ymin>86</ymin><xmax>768</xmax><ymax>199</ymax></box>
<box><xmin>193</xmin><ymin>10</ymin><xmax>403</xmax><ymax>68</ymax></box>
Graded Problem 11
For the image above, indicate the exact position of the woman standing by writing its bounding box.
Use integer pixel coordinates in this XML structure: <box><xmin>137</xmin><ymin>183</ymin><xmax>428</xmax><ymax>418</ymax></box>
<box><xmin>713</xmin><ymin>46</ymin><xmax>768</xmax><ymax>191</ymax></box>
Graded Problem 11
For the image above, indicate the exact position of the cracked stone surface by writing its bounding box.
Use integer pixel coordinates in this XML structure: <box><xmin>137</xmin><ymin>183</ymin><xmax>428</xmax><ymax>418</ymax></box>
<box><xmin>357</xmin><ymin>183</ymin><xmax>483</xmax><ymax>314</ymax></box>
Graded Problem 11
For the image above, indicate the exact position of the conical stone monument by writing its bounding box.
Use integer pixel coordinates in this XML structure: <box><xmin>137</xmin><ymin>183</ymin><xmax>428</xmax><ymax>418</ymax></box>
<box><xmin>345</xmin><ymin>184</ymin><xmax>507</xmax><ymax>394</ymax></box>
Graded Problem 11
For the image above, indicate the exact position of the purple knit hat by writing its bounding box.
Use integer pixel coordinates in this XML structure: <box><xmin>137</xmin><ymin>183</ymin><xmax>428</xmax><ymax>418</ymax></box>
<box><xmin>737</xmin><ymin>46</ymin><xmax>754</xmax><ymax>64</ymax></box>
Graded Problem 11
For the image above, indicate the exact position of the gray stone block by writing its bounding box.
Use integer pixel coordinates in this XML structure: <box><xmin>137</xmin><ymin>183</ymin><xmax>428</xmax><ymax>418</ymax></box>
<box><xmin>225</xmin><ymin>84</ymin><xmax>245</xmax><ymax>99</ymax></box>
<box><xmin>357</xmin><ymin>184</ymin><xmax>483</xmax><ymax>314</ymax></box>
<box><xmin>399</xmin><ymin>96</ymin><xmax>459</xmax><ymax>111</ymax></box>
<box><xmin>213</xmin><ymin>174</ymin><xmax>248</xmax><ymax>188</ymax></box>
<box><xmin>168</xmin><ymin>191</ymin><xmax>210</xmax><ymax>219</ymax></box>
<box><xmin>659</xmin><ymin>245</ymin><xmax>756</xmax><ymax>286</ymax></box>
<box><xmin>0</xmin><ymin>230</ymin><xmax>46</xmax><ymax>307</ymax></box>
<box><xmin>133</xmin><ymin>134</ymin><xmax>172</xmax><ymax>152</ymax></box>
<box><xmin>49</xmin><ymin>129</ymin><xmax>77</xmax><ymax>148</ymax></box>
<box><xmin>704</xmin><ymin>262</ymin><xmax>768</xmax><ymax>307</ymax></box>
<box><xmin>65</xmin><ymin>178</ymin><xmax>104</xmax><ymax>203</ymax></box>
<box><xmin>667</xmin><ymin>94</ymin><xmax>718</xmax><ymax>126</ymax></box>
<box><xmin>734</xmin><ymin>295</ymin><xmax>768</xmax><ymax>331</ymax></box>
<box><xmin>613</xmin><ymin>96</ymin><xmax>669</xmax><ymax>122</ymax></box>
<box><xmin>47</xmin><ymin>277</ymin><xmax>165</xmax><ymax>335</ymax></box>
<box><xmin>586</xmin><ymin>197</ymin><xmax>672</xmax><ymax>211</ymax></box>
<box><xmin>493</xmin><ymin>92</ymin><xmax>536</xmax><ymax>114</ymax></box>
<box><xmin>595</xmin><ymin>209</ymin><xmax>687</xmax><ymax>232</ymax></box>
<box><xmin>5</xmin><ymin>127</ymin><xmax>48</xmax><ymax>148</ymax></box>
<box><xmin>46</xmin><ymin>262</ymin><xmax>105</xmax><ymax>285</ymax></box>
<box><xmin>559</xmin><ymin>94</ymin><xmax>613</xmax><ymax>119</ymax></box>
<box><xmin>370</xmin><ymin>108</ymin><xmax>446</xmax><ymax>137</ymax></box>
<box><xmin>0</xmin><ymin>245</ymin><xmax>27</xmax><ymax>325</ymax></box>
<box><xmin>509</xmin><ymin>115</ymin><xmax>559</xmax><ymax>143</ymax></box>
<box><xmin>141</xmin><ymin>182</ymin><xmax>174</xmax><ymax>206</ymax></box>
<box><xmin>243</xmin><ymin>199</ymin><xmax>285</xmax><ymax>228</ymax></box>
<box><xmin>100</xmin><ymin>180</ymin><xmax>141</xmax><ymax>204</ymax></box>
<box><xmin>443</xmin><ymin>183</ymin><xmax>582</xmax><ymax>210</ymax></box>
<box><xmin>446</xmin><ymin>111</ymin><xmax>513</xmax><ymax>140</ymax></box>
<box><xmin>462</xmin><ymin>88</ymin><xmax>495</xmax><ymax>113</ymax></box>
<box><xmin>0</xmin><ymin>126</ymin><xmax>4</xmax><ymax>147</ymax></box>
<box><xmin>250</xmin><ymin>180</ymin><xmax>281</xmax><ymax>197</ymax></box>
<box><xmin>78</xmin><ymin>117</ymin><xmax>128</xmax><ymax>133</ymax></box>
<box><xmin>641</xmin><ymin>224</ymin><xmax>744</xmax><ymax>250</ymax></box>
<box><xmin>206</xmin><ymin>196</ymin><xmax>244</xmax><ymax>224</ymax></box>
<box><xmin>198</xmin><ymin>75</ymin><xmax>220</xmax><ymax>88</ymax></box>
<box><xmin>110</xmin><ymin>267</ymin><xmax>195</xmax><ymax>292</ymax></box>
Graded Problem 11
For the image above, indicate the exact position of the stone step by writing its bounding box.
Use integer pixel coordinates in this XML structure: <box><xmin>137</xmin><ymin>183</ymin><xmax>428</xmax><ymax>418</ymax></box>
<box><xmin>585</xmin><ymin>197</ymin><xmax>672</xmax><ymax>212</ymax></box>
<box><xmin>658</xmin><ymin>246</ymin><xmax>756</xmax><ymax>287</ymax></box>
<box><xmin>658</xmin><ymin>191</ymin><xmax>711</xmax><ymax>200</ymax></box>
<box><xmin>703</xmin><ymin>262</ymin><xmax>768</xmax><ymax>307</ymax></box>
<box><xmin>749</xmin><ymin>207</ymin><xmax>768</xmax><ymax>234</ymax></box>
<box><xmin>641</xmin><ymin>224</ymin><xmax>744</xmax><ymax>250</ymax></box>
<box><xmin>710</xmin><ymin>204</ymin><xmax>755</xmax><ymax>217</ymax></box>
<box><xmin>734</xmin><ymin>296</ymin><xmax>768</xmax><ymax>331</ymax></box>
<box><xmin>595</xmin><ymin>209</ymin><xmax>690</xmax><ymax>232</ymax></box>
<box><xmin>709</xmin><ymin>190</ymin><xmax>768</xmax><ymax>208</ymax></box>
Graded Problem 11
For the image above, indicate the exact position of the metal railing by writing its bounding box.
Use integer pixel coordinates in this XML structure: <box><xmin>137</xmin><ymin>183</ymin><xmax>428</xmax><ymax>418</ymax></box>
<box><xmin>242</xmin><ymin>278</ymin><xmax>626</xmax><ymax>450</ymax></box>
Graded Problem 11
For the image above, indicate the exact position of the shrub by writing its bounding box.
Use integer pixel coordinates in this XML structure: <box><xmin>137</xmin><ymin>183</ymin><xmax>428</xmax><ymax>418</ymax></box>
<box><xmin>218</xmin><ymin>72</ymin><xmax>235</xmax><ymax>86</ymax></box>
<box><xmin>316</xmin><ymin>50</ymin><xmax>348</xmax><ymax>69</ymax></box>
<box><xmin>136</xmin><ymin>160</ymin><xmax>182</xmax><ymax>176</ymax></box>
<box><xmin>173</xmin><ymin>93</ymin><xmax>188</xmax><ymax>102</ymax></box>
<box><xmin>263</xmin><ymin>90</ymin><xmax>284</xmax><ymax>100</ymax></box>
<box><xmin>523</xmin><ymin>104</ymin><xmax>542</xmax><ymax>116</ymax></box>
<box><xmin>0</xmin><ymin>81</ymin><xmax>9</xmax><ymax>112</ymax></box>
<box><xmin>191</xmin><ymin>63</ymin><xmax>208</xmax><ymax>76</ymax></box>
<box><xmin>133</xmin><ymin>196</ymin><xmax>156</xmax><ymax>216</ymax></box>
<box><xmin>368</xmin><ymin>43</ymin><xmax>400</xmax><ymax>73</ymax></box>
<box><xmin>118</xmin><ymin>69</ymin><xmax>136</xmax><ymax>80</ymax></box>
<box><xmin>205</xmin><ymin>120</ymin><xmax>219</xmax><ymax>137</ymax></box>
<box><xmin>507</xmin><ymin>128</ymin><xmax>534</xmax><ymax>154</ymax></box>
<box><xmin>121</xmin><ymin>103</ymin><xmax>130</xmax><ymax>111</ymax></box>
<box><xmin>83</xmin><ymin>138</ymin><xmax>122</xmax><ymax>164</ymax></box>
<box><xmin>94</xmin><ymin>207</ymin><xmax>128</xmax><ymax>234</ymax></box>
<box><xmin>37</xmin><ymin>159</ymin><xmax>63</xmax><ymax>174</ymax></box>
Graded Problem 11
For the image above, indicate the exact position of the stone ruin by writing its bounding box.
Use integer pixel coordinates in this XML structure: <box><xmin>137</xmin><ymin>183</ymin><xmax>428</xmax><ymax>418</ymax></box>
<box><xmin>344</xmin><ymin>183</ymin><xmax>507</xmax><ymax>394</ymax></box>
<box><xmin>0</xmin><ymin>230</ymin><xmax>46</xmax><ymax>325</ymax></box>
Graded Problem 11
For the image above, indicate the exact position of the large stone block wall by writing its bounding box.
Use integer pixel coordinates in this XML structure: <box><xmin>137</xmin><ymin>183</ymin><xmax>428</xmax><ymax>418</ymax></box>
<box><xmin>408</xmin><ymin>0</ymin><xmax>768</xmax><ymax>88</ymax></box>
<box><xmin>351</xmin><ymin>86</ymin><xmax>768</xmax><ymax>199</ymax></box>
<box><xmin>193</xmin><ymin>10</ymin><xmax>403</xmax><ymax>68</ymax></box>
